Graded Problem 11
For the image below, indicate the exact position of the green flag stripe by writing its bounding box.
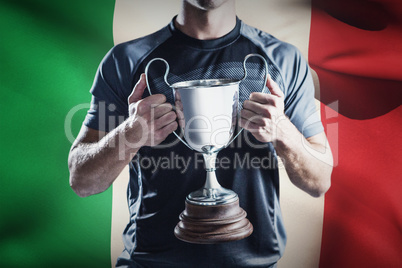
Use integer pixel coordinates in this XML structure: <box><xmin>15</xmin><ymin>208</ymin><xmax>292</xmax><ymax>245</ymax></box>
<box><xmin>0</xmin><ymin>0</ymin><xmax>115</xmax><ymax>267</ymax></box>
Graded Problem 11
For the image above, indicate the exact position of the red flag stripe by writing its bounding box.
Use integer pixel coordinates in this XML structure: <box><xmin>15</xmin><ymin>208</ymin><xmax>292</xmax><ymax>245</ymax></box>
<box><xmin>309</xmin><ymin>0</ymin><xmax>402</xmax><ymax>267</ymax></box>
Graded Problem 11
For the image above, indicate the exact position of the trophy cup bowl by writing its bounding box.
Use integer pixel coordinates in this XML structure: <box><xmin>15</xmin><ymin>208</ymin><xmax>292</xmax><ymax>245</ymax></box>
<box><xmin>145</xmin><ymin>55</ymin><xmax>268</xmax><ymax>243</ymax></box>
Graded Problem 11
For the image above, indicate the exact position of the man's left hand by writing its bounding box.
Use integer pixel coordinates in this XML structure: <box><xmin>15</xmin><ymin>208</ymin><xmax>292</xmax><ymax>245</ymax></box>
<box><xmin>239</xmin><ymin>75</ymin><xmax>286</xmax><ymax>143</ymax></box>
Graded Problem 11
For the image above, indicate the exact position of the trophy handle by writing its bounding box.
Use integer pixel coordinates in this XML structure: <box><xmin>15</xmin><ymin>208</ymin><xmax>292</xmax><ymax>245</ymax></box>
<box><xmin>226</xmin><ymin>53</ymin><xmax>269</xmax><ymax>147</ymax></box>
<box><xmin>144</xmin><ymin>58</ymin><xmax>193</xmax><ymax>150</ymax></box>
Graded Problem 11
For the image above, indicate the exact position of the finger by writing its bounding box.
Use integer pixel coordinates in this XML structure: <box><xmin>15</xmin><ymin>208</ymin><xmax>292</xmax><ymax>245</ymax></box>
<box><xmin>266</xmin><ymin>75</ymin><xmax>284</xmax><ymax>98</ymax></box>
<box><xmin>154</xmin><ymin>121</ymin><xmax>178</xmax><ymax>143</ymax></box>
<box><xmin>140</xmin><ymin>94</ymin><xmax>167</xmax><ymax>107</ymax></box>
<box><xmin>176</xmin><ymin>108</ymin><xmax>185</xmax><ymax>120</ymax></box>
<box><xmin>175</xmin><ymin>91</ymin><xmax>181</xmax><ymax>101</ymax></box>
<box><xmin>243</xmin><ymin>100</ymin><xmax>273</xmax><ymax>118</ymax></box>
<box><xmin>152</xmin><ymin>103</ymin><xmax>174</xmax><ymax>119</ymax></box>
<box><xmin>240</xmin><ymin>109</ymin><xmax>266</xmax><ymax>126</ymax></box>
<box><xmin>128</xmin><ymin>73</ymin><xmax>147</xmax><ymax>104</ymax></box>
<box><xmin>175</xmin><ymin>100</ymin><xmax>183</xmax><ymax>110</ymax></box>
<box><xmin>163</xmin><ymin>121</ymin><xmax>178</xmax><ymax>134</ymax></box>
<box><xmin>178</xmin><ymin>118</ymin><xmax>185</xmax><ymax>129</ymax></box>
<box><xmin>135</xmin><ymin>94</ymin><xmax>167</xmax><ymax>116</ymax></box>
<box><xmin>239</xmin><ymin>118</ymin><xmax>270</xmax><ymax>143</ymax></box>
<box><xmin>250</xmin><ymin>92</ymin><xmax>283</xmax><ymax>110</ymax></box>
<box><xmin>154</xmin><ymin>111</ymin><xmax>177</xmax><ymax>130</ymax></box>
<box><xmin>240</xmin><ymin>117</ymin><xmax>266</xmax><ymax>131</ymax></box>
<box><xmin>249</xmin><ymin>92</ymin><xmax>275</xmax><ymax>105</ymax></box>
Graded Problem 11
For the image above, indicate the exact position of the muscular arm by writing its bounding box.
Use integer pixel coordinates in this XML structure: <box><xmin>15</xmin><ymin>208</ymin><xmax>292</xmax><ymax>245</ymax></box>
<box><xmin>68</xmin><ymin>74</ymin><xmax>177</xmax><ymax>197</ymax></box>
<box><xmin>68</xmin><ymin>124</ymin><xmax>138</xmax><ymax>197</ymax></box>
<box><xmin>275</xmin><ymin>121</ymin><xmax>332</xmax><ymax>197</ymax></box>
<box><xmin>240</xmin><ymin>75</ymin><xmax>332</xmax><ymax>197</ymax></box>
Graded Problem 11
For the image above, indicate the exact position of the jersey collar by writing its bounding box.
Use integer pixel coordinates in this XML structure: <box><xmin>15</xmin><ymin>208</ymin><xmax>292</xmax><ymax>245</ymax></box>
<box><xmin>169</xmin><ymin>16</ymin><xmax>241</xmax><ymax>50</ymax></box>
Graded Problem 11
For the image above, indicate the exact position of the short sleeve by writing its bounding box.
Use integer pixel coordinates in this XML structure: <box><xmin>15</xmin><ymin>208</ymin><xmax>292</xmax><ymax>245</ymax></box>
<box><xmin>282</xmin><ymin>47</ymin><xmax>323</xmax><ymax>138</ymax></box>
<box><xmin>83</xmin><ymin>46</ymin><xmax>131</xmax><ymax>132</ymax></box>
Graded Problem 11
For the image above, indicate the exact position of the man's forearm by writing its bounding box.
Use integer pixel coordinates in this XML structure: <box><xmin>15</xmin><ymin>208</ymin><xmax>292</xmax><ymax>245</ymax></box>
<box><xmin>68</xmin><ymin>120</ymin><xmax>140</xmax><ymax>197</ymax></box>
<box><xmin>274</xmin><ymin>118</ymin><xmax>333</xmax><ymax>197</ymax></box>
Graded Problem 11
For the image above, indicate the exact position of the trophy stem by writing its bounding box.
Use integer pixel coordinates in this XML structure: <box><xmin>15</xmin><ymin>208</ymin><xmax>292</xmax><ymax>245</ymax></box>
<box><xmin>186</xmin><ymin>152</ymin><xmax>238</xmax><ymax>206</ymax></box>
<box><xmin>202</xmin><ymin>153</ymin><xmax>221</xmax><ymax>189</ymax></box>
<box><xmin>175</xmin><ymin>152</ymin><xmax>253</xmax><ymax>245</ymax></box>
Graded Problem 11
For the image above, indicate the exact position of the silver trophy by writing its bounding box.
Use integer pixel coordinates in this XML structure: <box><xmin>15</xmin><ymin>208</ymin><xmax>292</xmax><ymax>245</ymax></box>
<box><xmin>145</xmin><ymin>54</ymin><xmax>268</xmax><ymax>243</ymax></box>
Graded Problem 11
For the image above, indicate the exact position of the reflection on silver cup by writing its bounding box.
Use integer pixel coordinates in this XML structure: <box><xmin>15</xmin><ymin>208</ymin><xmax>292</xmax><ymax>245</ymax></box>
<box><xmin>172</xmin><ymin>79</ymin><xmax>239</xmax><ymax>154</ymax></box>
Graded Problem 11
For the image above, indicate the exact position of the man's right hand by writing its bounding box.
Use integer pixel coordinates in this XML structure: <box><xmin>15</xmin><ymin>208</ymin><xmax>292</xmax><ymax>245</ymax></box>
<box><xmin>127</xmin><ymin>73</ymin><xmax>178</xmax><ymax>147</ymax></box>
<box><xmin>68</xmin><ymin>74</ymin><xmax>178</xmax><ymax>197</ymax></box>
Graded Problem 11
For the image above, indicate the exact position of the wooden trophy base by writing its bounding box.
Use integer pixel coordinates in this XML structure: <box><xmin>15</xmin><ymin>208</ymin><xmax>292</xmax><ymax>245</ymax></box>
<box><xmin>174</xmin><ymin>199</ymin><xmax>253</xmax><ymax>244</ymax></box>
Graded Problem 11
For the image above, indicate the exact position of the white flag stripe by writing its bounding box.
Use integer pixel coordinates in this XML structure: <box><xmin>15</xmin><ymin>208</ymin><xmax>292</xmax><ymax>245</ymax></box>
<box><xmin>111</xmin><ymin>1</ymin><xmax>323</xmax><ymax>268</ymax></box>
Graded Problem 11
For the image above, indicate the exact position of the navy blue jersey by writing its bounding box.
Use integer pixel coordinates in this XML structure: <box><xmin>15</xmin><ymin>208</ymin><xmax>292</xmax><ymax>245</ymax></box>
<box><xmin>84</xmin><ymin>17</ymin><xmax>323</xmax><ymax>267</ymax></box>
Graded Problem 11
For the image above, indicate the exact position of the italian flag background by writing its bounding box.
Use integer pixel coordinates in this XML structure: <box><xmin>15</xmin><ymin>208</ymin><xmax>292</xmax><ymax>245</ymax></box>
<box><xmin>0</xmin><ymin>0</ymin><xmax>401</xmax><ymax>268</ymax></box>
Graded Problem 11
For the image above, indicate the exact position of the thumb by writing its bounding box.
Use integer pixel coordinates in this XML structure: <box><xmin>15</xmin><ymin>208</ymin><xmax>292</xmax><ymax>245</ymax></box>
<box><xmin>266</xmin><ymin>74</ymin><xmax>284</xmax><ymax>98</ymax></box>
<box><xmin>128</xmin><ymin>73</ymin><xmax>147</xmax><ymax>104</ymax></box>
